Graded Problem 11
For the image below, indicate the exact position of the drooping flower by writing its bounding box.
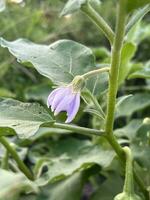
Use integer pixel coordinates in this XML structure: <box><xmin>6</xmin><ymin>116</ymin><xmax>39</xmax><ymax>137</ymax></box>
<box><xmin>47</xmin><ymin>85</ymin><xmax>80</xmax><ymax>123</ymax></box>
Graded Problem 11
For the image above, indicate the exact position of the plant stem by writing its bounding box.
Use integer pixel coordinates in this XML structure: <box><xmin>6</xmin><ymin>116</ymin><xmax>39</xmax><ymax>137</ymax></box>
<box><xmin>1</xmin><ymin>149</ymin><xmax>9</xmax><ymax>169</ymax></box>
<box><xmin>103</xmin><ymin>0</ymin><xmax>149</xmax><ymax>199</ymax></box>
<box><xmin>105</xmin><ymin>0</ymin><xmax>127</xmax><ymax>136</ymax></box>
<box><xmin>52</xmin><ymin>123</ymin><xmax>104</xmax><ymax>137</ymax></box>
<box><xmin>82</xmin><ymin>67</ymin><xmax>110</xmax><ymax>79</ymax></box>
<box><xmin>0</xmin><ymin>136</ymin><xmax>34</xmax><ymax>181</ymax></box>
<box><xmin>81</xmin><ymin>3</ymin><xmax>114</xmax><ymax>45</ymax></box>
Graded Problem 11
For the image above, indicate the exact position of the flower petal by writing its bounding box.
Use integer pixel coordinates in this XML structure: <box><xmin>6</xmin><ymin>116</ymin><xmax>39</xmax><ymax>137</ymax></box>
<box><xmin>47</xmin><ymin>87</ymin><xmax>63</xmax><ymax>108</ymax></box>
<box><xmin>54</xmin><ymin>93</ymin><xmax>75</xmax><ymax>116</ymax></box>
<box><xmin>65</xmin><ymin>92</ymin><xmax>80</xmax><ymax>123</ymax></box>
<box><xmin>51</xmin><ymin>87</ymin><xmax>70</xmax><ymax>112</ymax></box>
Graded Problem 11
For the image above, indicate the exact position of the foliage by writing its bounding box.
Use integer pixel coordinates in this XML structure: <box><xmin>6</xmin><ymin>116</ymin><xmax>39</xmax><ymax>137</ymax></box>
<box><xmin>0</xmin><ymin>0</ymin><xmax>150</xmax><ymax>200</ymax></box>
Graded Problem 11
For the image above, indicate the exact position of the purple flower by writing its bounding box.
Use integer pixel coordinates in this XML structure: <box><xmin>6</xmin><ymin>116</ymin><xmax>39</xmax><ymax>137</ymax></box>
<box><xmin>47</xmin><ymin>86</ymin><xmax>80</xmax><ymax>123</ymax></box>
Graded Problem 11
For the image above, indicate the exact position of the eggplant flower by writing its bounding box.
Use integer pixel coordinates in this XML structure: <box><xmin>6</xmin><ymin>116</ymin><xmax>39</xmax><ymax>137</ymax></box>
<box><xmin>47</xmin><ymin>76</ymin><xmax>84</xmax><ymax>123</ymax></box>
<box><xmin>47</xmin><ymin>85</ymin><xmax>80</xmax><ymax>123</ymax></box>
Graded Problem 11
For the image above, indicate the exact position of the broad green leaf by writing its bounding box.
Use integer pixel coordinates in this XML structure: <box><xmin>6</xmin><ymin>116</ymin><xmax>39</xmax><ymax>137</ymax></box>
<box><xmin>126</xmin><ymin>1</ymin><xmax>150</xmax><ymax>13</ymax></box>
<box><xmin>91</xmin><ymin>173</ymin><xmax>123</xmax><ymax>200</ymax></box>
<box><xmin>116</xmin><ymin>93</ymin><xmax>150</xmax><ymax>118</ymax></box>
<box><xmin>128</xmin><ymin>62</ymin><xmax>150</xmax><ymax>79</ymax></box>
<box><xmin>0</xmin><ymin>38</ymin><xmax>95</xmax><ymax>85</ymax></box>
<box><xmin>25</xmin><ymin>83</ymin><xmax>52</xmax><ymax>103</ymax></box>
<box><xmin>25</xmin><ymin>127</ymin><xmax>71</xmax><ymax>144</ymax></box>
<box><xmin>0</xmin><ymin>169</ymin><xmax>38</xmax><ymax>200</ymax></box>
<box><xmin>115</xmin><ymin>119</ymin><xmax>150</xmax><ymax>170</ymax></box>
<box><xmin>0</xmin><ymin>99</ymin><xmax>54</xmax><ymax>138</ymax></box>
<box><xmin>33</xmin><ymin>138</ymin><xmax>115</xmax><ymax>185</ymax></box>
<box><xmin>0</xmin><ymin>0</ymin><xmax>5</xmax><ymax>12</ymax></box>
<box><xmin>60</xmin><ymin>0</ymin><xmax>87</xmax><ymax>16</ymax></box>
<box><xmin>118</xmin><ymin>42</ymin><xmax>136</xmax><ymax>85</ymax></box>
<box><xmin>48</xmin><ymin>172</ymin><xmax>85</xmax><ymax>200</ymax></box>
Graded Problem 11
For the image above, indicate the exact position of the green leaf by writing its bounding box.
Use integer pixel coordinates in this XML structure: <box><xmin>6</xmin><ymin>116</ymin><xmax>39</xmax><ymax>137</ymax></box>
<box><xmin>116</xmin><ymin>94</ymin><xmax>133</xmax><ymax>109</ymax></box>
<box><xmin>125</xmin><ymin>5</ymin><xmax>150</xmax><ymax>34</ymax></box>
<box><xmin>116</xmin><ymin>93</ymin><xmax>150</xmax><ymax>118</ymax></box>
<box><xmin>33</xmin><ymin>138</ymin><xmax>115</xmax><ymax>185</ymax></box>
<box><xmin>115</xmin><ymin>119</ymin><xmax>150</xmax><ymax>170</ymax></box>
<box><xmin>114</xmin><ymin>119</ymin><xmax>143</xmax><ymax>141</ymax></box>
<box><xmin>0</xmin><ymin>99</ymin><xmax>54</xmax><ymax>138</ymax></box>
<box><xmin>0</xmin><ymin>88</ymin><xmax>15</xmax><ymax>98</ymax></box>
<box><xmin>0</xmin><ymin>38</ymin><xmax>95</xmax><ymax>85</ymax></box>
<box><xmin>128</xmin><ymin>61</ymin><xmax>150</xmax><ymax>79</ymax></box>
<box><xmin>25</xmin><ymin>83</ymin><xmax>52</xmax><ymax>104</ymax></box>
<box><xmin>91</xmin><ymin>173</ymin><xmax>123</xmax><ymax>200</ymax></box>
<box><xmin>60</xmin><ymin>0</ymin><xmax>87</xmax><ymax>16</ymax></box>
<box><xmin>48</xmin><ymin>172</ymin><xmax>85</xmax><ymax>200</ymax></box>
<box><xmin>118</xmin><ymin>42</ymin><xmax>136</xmax><ymax>85</ymax></box>
<box><xmin>131</xmin><ymin>121</ymin><xmax>150</xmax><ymax>169</ymax></box>
<box><xmin>126</xmin><ymin>1</ymin><xmax>150</xmax><ymax>13</ymax></box>
<box><xmin>0</xmin><ymin>0</ymin><xmax>5</xmax><ymax>12</ymax></box>
<box><xmin>60</xmin><ymin>0</ymin><xmax>101</xmax><ymax>16</ymax></box>
<box><xmin>0</xmin><ymin>169</ymin><xmax>38</xmax><ymax>200</ymax></box>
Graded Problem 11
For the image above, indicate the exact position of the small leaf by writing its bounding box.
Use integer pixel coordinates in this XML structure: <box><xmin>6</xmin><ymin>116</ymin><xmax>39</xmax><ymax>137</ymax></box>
<box><xmin>0</xmin><ymin>38</ymin><xmax>95</xmax><ymax>86</ymax></box>
<box><xmin>128</xmin><ymin>61</ymin><xmax>150</xmax><ymax>79</ymax></box>
<box><xmin>116</xmin><ymin>93</ymin><xmax>150</xmax><ymax>118</ymax></box>
<box><xmin>0</xmin><ymin>99</ymin><xmax>54</xmax><ymax>138</ymax></box>
<box><xmin>60</xmin><ymin>0</ymin><xmax>87</xmax><ymax>16</ymax></box>
<box><xmin>60</xmin><ymin>0</ymin><xmax>101</xmax><ymax>16</ymax></box>
<box><xmin>114</xmin><ymin>119</ymin><xmax>143</xmax><ymax>141</ymax></box>
<box><xmin>116</xmin><ymin>94</ymin><xmax>133</xmax><ymax>109</ymax></box>
<box><xmin>118</xmin><ymin>42</ymin><xmax>136</xmax><ymax>85</ymax></box>
<box><xmin>126</xmin><ymin>1</ymin><xmax>150</xmax><ymax>13</ymax></box>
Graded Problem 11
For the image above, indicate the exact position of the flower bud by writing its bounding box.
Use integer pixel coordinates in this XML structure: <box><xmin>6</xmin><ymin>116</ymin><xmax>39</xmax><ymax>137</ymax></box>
<box><xmin>71</xmin><ymin>75</ymin><xmax>85</xmax><ymax>92</ymax></box>
<box><xmin>114</xmin><ymin>192</ymin><xmax>142</xmax><ymax>200</ymax></box>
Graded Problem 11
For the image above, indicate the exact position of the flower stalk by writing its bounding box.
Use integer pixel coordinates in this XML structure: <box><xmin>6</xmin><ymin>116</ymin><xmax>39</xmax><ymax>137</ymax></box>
<box><xmin>82</xmin><ymin>67</ymin><xmax>110</xmax><ymax>79</ymax></box>
<box><xmin>52</xmin><ymin>122</ymin><xmax>105</xmax><ymax>137</ymax></box>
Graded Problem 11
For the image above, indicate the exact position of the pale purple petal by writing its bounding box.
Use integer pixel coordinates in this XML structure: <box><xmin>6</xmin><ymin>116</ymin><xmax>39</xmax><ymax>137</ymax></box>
<box><xmin>54</xmin><ymin>93</ymin><xmax>75</xmax><ymax>116</ymax></box>
<box><xmin>51</xmin><ymin>87</ymin><xmax>69</xmax><ymax>112</ymax></box>
<box><xmin>65</xmin><ymin>92</ymin><xmax>80</xmax><ymax>123</ymax></box>
<box><xmin>47</xmin><ymin>85</ymin><xmax>81</xmax><ymax>123</ymax></box>
<box><xmin>47</xmin><ymin>87</ymin><xmax>64</xmax><ymax>108</ymax></box>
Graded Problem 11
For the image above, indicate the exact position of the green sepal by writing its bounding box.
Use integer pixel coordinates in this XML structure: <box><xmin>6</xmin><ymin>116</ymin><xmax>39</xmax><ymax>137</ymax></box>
<box><xmin>114</xmin><ymin>192</ymin><xmax>142</xmax><ymax>200</ymax></box>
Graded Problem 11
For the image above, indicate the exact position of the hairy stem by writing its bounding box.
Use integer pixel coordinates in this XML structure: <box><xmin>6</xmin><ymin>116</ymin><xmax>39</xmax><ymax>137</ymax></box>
<box><xmin>0</xmin><ymin>136</ymin><xmax>34</xmax><ymax>181</ymax></box>
<box><xmin>105</xmin><ymin>0</ymin><xmax>127</xmax><ymax>136</ymax></box>
<box><xmin>81</xmin><ymin>3</ymin><xmax>114</xmax><ymax>45</ymax></box>
<box><xmin>103</xmin><ymin>0</ymin><xmax>149</xmax><ymax>199</ymax></box>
